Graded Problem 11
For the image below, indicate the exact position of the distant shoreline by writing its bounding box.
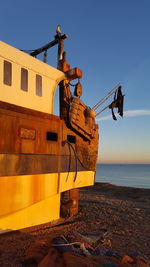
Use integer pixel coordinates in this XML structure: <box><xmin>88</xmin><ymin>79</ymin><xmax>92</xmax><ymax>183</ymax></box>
<box><xmin>97</xmin><ymin>163</ymin><xmax>150</xmax><ymax>165</ymax></box>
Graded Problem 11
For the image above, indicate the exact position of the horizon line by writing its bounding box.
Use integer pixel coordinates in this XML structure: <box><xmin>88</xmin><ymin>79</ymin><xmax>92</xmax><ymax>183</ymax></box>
<box><xmin>97</xmin><ymin>162</ymin><xmax>150</xmax><ymax>165</ymax></box>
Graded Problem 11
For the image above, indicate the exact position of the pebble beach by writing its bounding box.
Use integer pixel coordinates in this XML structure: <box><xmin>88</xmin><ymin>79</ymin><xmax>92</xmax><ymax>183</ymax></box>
<box><xmin>0</xmin><ymin>182</ymin><xmax>150</xmax><ymax>266</ymax></box>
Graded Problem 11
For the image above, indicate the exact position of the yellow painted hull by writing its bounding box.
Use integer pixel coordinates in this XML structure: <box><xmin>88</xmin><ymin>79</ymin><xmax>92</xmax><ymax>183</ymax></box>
<box><xmin>0</xmin><ymin>171</ymin><xmax>94</xmax><ymax>231</ymax></box>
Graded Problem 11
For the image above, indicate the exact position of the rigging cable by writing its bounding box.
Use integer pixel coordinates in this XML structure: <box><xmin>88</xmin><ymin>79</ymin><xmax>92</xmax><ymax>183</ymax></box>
<box><xmin>65</xmin><ymin>141</ymin><xmax>72</xmax><ymax>182</ymax></box>
<box><xmin>65</xmin><ymin>140</ymin><xmax>78</xmax><ymax>182</ymax></box>
<box><xmin>92</xmin><ymin>84</ymin><xmax>120</xmax><ymax>111</ymax></box>
<box><xmin>95</xmin><ymin>103</ymin><xmax>111</xmax><ymax>117</ymax></box>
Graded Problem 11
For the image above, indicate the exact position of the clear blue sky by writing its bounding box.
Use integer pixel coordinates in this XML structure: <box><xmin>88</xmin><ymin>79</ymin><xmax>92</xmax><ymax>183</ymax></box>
<box><xmin>1</xmin><ymin>0</ymin><xmax>150</xmax><ymax>163</ymax></box>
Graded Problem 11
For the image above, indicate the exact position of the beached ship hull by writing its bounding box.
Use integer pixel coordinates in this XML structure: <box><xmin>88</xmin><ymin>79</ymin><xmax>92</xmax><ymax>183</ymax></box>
<box><xmin>0</xmin><ymin>101</ymin><xmax>96</xmax><ymax>231</ymax></box>
<box><xmin>0</xmin><ymin>33</ymin><xmax>98</xmax><ymax>231</ymax></box>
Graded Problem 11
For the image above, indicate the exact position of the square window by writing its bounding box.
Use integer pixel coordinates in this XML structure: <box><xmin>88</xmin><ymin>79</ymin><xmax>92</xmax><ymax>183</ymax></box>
<box><xmin>67</xmin><ymin>135</ymin><xmax>76</xmax><ymax>144</ymax></box>
<box><xmin>21</xmin><ymin>68</ymin><xmax>28</xmax><ymax>91</ymax></box>
<box><xmin>3</xmin><ymin>60</ymin><xmax>12</xmax><ymax>86</ymax></box>
<box><xmin>36</xmin><ymin>74</ymin><xmax>42</xmax><ymax>96</ymax></box>
<box><xmin>46</xmin><ymin>132</ymin><xmax>58</xmax><ymax>141</ymax></box>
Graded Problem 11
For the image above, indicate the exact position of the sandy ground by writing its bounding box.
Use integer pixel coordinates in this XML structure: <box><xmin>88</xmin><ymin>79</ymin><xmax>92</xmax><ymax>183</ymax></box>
<box><xmin>0</xmin><ymin>182</ymin><xmax>150</xmax><ymax>266</ymax></box>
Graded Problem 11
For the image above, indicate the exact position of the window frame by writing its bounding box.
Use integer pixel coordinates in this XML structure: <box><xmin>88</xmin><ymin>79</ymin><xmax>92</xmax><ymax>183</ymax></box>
<box><xmin>21</xmin><ymin>68</ymin><xmax>28</xmax><ymax>91</ymax></box>
<box><xmin>3</xmin><ymin>60</ymin><xmax>12</xmax><ymax>86</ymax></box>
<box><xmin>36</xmin><ymin>74</ymin><xmax>42</xmax><ymax>97</ymax></box>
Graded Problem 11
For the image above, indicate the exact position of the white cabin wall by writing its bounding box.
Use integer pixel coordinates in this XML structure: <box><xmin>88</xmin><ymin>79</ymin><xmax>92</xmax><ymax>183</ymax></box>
<box><xmin>0</xmin><ymin>59</ymin><xmax>55</xmax><ymax>113</ymax></box>
<box><xmin>0</xmin><ymin>41</ymin><xmax>65</xmax><ymax>114</ymax></box>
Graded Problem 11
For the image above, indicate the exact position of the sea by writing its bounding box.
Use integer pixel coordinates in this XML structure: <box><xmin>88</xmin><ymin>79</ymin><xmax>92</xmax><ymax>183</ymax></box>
<box><xmin>96</xmin><ymin>164</ymin><xmax>150</xmax><ymax>189</ymax></box>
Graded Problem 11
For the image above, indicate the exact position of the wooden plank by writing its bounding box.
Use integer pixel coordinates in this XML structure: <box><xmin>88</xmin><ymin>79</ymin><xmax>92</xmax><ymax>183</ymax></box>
<box><xmin>0</xmin><ymin>154</ymin><xmax>86</xmax><ymax>176</ymax></box>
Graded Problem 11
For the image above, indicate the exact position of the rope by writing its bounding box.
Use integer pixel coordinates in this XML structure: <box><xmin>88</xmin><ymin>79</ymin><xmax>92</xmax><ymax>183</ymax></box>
<box><xmin>43</xmin><ymin>50</ymin><xmax>48</xmax><ymax>63</ymax></box>
<box><xmin>92</xmin><ymin>84</ymin><xmax>120</xmax><ymax>111</ymax></box>
<box><xmin>65</xmin><ymin>141</ymin><xmax>71</xmax><ymax>182</ymax></box>
<box><xmin>69</xmin><ymin>79</ymin><xmax>80</xmax><ymax>87</ymax></box>
<box><xmin>52</xmin><ymin>241</ymin><xmax>81</xmax><ymax>247</ymax></box>
<box><xmin>65</xmin><ymin>140</ymin><xmax>78</xmax><ymax>182</ymax></box>
<box><xmin>95</xmin><ymin>103</ymin><xmax>110</xmax><ymax>117</ymax></box>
